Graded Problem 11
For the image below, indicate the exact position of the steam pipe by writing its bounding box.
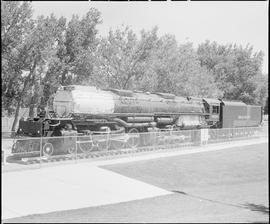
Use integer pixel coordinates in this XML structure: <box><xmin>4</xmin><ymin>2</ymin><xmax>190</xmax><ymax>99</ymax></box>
<box><xmin>113</xmin><ymin>118</ymin><xmax>156</xmax><ymax>128</ymax></box>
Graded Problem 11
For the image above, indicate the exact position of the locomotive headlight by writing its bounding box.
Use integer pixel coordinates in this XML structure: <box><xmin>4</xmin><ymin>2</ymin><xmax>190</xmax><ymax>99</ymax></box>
<box><xmin>37</xmin><ymin>130</ymin><xmax>40</xmax><ymax>134</ymax></box>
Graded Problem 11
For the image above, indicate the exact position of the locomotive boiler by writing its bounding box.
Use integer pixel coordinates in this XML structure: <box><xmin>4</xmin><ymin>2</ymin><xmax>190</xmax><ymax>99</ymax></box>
<box><xmin>52</xmin><ymin>85</ymin><xmax>207</xmax><ymax>133</ymax></box>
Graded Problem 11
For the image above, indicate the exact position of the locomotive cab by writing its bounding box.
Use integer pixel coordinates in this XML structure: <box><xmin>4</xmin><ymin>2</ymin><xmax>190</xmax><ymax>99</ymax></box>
<box><xmin>202</xmin><ymin>98</ymin><xmax>221</xmax><ymax>128</ymax></box>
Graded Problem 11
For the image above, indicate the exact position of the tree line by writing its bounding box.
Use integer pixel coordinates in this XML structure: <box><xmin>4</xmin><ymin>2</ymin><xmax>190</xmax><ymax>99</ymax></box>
<box><xmin>2</xmin><ymin>2</ymin><xmax>268</xmax><ymax>131</ymax></box>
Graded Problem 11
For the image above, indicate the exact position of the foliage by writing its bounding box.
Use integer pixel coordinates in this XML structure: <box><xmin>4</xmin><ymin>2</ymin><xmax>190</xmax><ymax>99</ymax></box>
<box><xmin>1</xmin><ymin>1</ymin><xmax>33</xmax><ymax>115</ymax></box>
<box><xmin>197</xmin><ymin>40</ymin><xmax>267</xmax><ymax>105</ymax></box>
<box><xmin>1</xmin><ymin>3</ymin><xmax>268</xmax><ymax>130</ymax></box>
<box><xmin>95</xmin><ymin>25</ymin><xmax>158</xmax><ymax>89</ymax></box>
<box><xmin>42</xmin><ymin>9</ymin><xmax>102</xmax><ymax>105</ymax></box>
<box><xmin>136</xmin><ymin>37</ymin><xmax>222</xmax><ymax>98</ymax></box>
<box><xmin>264</xmin><ymin>97</ymin><xmax>268</xmax><ymax>114</ymax></box>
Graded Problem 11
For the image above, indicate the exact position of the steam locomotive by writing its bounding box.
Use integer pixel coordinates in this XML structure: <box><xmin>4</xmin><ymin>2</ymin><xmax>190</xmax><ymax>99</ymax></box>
<box><xmin>12</xmin><ymin>85</ymin><xmax>263</xmax><ymax>157</ymax></box>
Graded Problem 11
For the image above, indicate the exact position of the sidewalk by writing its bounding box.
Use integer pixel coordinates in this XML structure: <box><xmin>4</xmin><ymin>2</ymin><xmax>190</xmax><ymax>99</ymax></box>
<box><xmin>2</xmin><ymin>165</ymin><xmax>171</xmax><ymax>220</ymax></box>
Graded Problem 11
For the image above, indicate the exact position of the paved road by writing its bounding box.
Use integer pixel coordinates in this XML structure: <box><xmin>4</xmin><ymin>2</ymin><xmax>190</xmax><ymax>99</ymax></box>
<box><xmin>2</xmin><ymin>141</ymin><xmax>269</xmax><ymax>223</ymax></box>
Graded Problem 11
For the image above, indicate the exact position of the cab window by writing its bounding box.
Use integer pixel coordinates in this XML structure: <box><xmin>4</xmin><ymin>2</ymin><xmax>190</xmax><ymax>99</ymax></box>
<box><xmin>212</xmin><ymin>106</ymin><xmax>219</xmax><ymax>114</ymax></box>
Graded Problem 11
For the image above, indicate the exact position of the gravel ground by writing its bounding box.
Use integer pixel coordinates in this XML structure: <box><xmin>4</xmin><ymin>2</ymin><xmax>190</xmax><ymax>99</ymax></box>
<box><xmin>3</xmin><ymin>142</ymin><xmax>268</xmax><ymax>223</ymax></box>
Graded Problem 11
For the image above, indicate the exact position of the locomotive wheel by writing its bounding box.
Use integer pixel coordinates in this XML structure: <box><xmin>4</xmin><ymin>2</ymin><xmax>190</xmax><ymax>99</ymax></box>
<box><xmin>43</xmin><ymin>143</ymin><xmax>54</xmax><ymax>157</ymax></box>
<box><xmin>11</xmin><ymin>140</ymin><xmax>28</xmax><ymax>157</ymax></box>
<box><xmin>110</xmin><ymin>134</ymin><xmax>127</xmax><ymax>150</ymax></box>
<box><xmin>29</xmin><ymin>141</ymin><xmax>39</xmax><ymax>152</ymax></box>
<box><xmin>91</xmin><ymin>139</ymin><xmax>100</xmax><ymax>152</ymax></box>
<box><xmin>141</xmin><ymin>132</ymin><xmax>156</xmax><ymax>146</ymax></box>
<box><xmin>97</xmin><ymin>138</ymin><xmax>111</xmax><ymax>151</ymax></box>
<box><xmin>11</xmin><ymin>141</ymin><xmax>22</xmax><ymax>153</ymax></box>
<box><xmin>165</xmin><ymin>132</ymin><xmax>176</xmax><ymax>145</ymax></box>
<box><xmin>126</xmin><ymin>128</ymin><xmax>140</xmax><ymax>148</ymax></box>
<box><xmin>67</xmin><ymin>146</ymin><xmax>76</xmax><ymax>155</ymax></box>
<box><xmin>249</xmin><ymin>130</ymin><xmax>255</xmax><ymax>137</ymax></box>
<box><xmin>78</xmin><ymin>135</ymin><xmax>95</xmax><ymax>154</ymax></box>
<box><xmin>156</xmin><ymin>131</ymin><xmax>166</xmax><ymax>146</ymax></box>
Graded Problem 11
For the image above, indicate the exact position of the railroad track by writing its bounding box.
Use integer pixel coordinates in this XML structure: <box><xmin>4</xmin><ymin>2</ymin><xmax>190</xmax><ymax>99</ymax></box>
<box><xmin>5</xmin><ymin>135</ymin><xmax>263</xmax><ymax>165</ymax></box>
<box><xmin>6</xmin><ymin>142</ymin><xmax>195</xmax><ymax>165</ymax></box>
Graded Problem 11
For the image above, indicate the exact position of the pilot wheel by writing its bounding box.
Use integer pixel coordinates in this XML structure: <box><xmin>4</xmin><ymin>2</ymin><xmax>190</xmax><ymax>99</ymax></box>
<box><xmin>42</xmin><ymin>143</ymin><xmax>54</xmax><ymax>157</ymax></box>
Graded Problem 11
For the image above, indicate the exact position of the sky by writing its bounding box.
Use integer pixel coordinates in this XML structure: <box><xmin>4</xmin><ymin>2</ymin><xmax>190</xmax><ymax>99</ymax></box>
<box><xmin>32</xmin><ymin>1</ymin><xmax>268</xmax><ymax>74</ymax></box>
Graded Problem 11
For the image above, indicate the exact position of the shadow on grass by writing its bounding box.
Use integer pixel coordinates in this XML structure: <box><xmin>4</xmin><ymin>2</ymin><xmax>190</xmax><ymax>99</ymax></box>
<box><xmin>172</xmin><ymin>190</ymin><xmax>244</xmax><ymax>209</ymax></box>
<box><xmin>242</xmin><ymin>203</ymin><xmax>269</xmax><ymax>215</ymax></box>
<box><xmin>172</xmin><ymin>190</ymin><xmax>269</xmax><ymax>217</ymax></box>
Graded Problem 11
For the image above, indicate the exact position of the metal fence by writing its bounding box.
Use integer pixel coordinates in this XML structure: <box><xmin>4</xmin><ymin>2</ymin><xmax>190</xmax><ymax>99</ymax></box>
<box><xmin>2</xmin><ymin>126</ymin><xmax>268</xmax><ymax>166</ymax></box>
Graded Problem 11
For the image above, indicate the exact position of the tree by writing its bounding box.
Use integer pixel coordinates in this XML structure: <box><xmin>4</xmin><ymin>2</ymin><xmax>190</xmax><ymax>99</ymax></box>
<box><xmin>42</xmin><ymin>8</ymin><xmax>102</xmax><ymax>106</ymax></box>
<box><xmin>175</xmin><ymin>42</ymin><xmax>221</xmax><ymax>98</ymax></box>
<box><xmin>1</xmin><ymin>1</ymin><xmax>33</xmax><ymax>116</ymax></box>
<box><xmin>197</xmin><ymin>40</ymin><xmax>266</xmax><ymax>104</ymax></box>
<box><xmin>264</xmin><ymin>97</ymin><xmax>268</xmax><ymax>114</ymax></box>
<box><xmin>61</xmin><ymin>9</ymin><xmax>101</xmax><ymax>85</ymax></box>
<box><xmin>1</xmin><ymin>1</ymin><xmax>33</xmax><ymax>54</ymax></box>
<box><xmin>137</xmin><ymin>36</ymin><xmax>222</xmax><ymax>98</ymax></box>
<box><xmin>253</xmin><ymin>74</ymin><xmax>268</xmax><ymax>106</ymax></box>
<box><xmin>95</xmin><ymin>26</ymin><xmax>158</xmax><ymax>89</ymax></box>
<box><xmin>26</xmin><ymin>15</ymin><xmax>66</xmax><ymax>119</ymax></box>
<box><xmin>2</xmin><ymin>5</ymin><xmax>66</xmax><ymax>130</ymax></box>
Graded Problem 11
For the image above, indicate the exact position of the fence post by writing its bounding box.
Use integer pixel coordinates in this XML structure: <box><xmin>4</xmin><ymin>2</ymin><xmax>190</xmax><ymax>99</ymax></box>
<box><xmin>2</xmin><ymin>150</ymin><xmax>4</xmax><ymax>165</ymax></box>
<box><xmin>200</xmin><ymin>129</ymin><xmax>209</xmax><ymax>145</ymax></box>
<box><xmin>39</xmin><ymin>135</ymin><xmax>42</xmax><ymax>168</ymax></box>
<box><xmin>154</xmin><ymin>131</ymin><xmax>158</xmax><ymax>151</ymax></box>
<box><xmin>75</xmin><ymin>134</ymin><xmax>78</xmax><ymax>163</ymax></box>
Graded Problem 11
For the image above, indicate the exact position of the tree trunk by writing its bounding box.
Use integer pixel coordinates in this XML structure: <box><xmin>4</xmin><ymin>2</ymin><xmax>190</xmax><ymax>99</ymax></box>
<box><xmin>11</xmin><ymin>100</ymin><xmax>21</xmax><ymax>132</ymax></box>
<box><xmin>28</xmin><ymin>83</ymin><xmax>39</xmax><ymax>118</ymax></box>
<box><xmin>28</xmin><ymin>99</ymin><xmax>36</xmax><ymax>119</ymax></box>
<box><xmin>29</xmin><ymin>75</ymin><xmax>44</xmax><ymax>118</ymax></box>
<box><xmin>12</xmin><ymin>58</ymin><xmax>38</xmax><ymax>131</ymax></box>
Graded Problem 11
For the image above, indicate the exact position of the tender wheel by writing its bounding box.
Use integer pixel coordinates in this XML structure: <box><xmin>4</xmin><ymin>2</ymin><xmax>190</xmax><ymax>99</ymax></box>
<box><xmin>43</xmin><ymin>143</ymin><xmax>54</xmax><ymax>157</ymax></box>
<box><xmin>126</xmin><ymin>128</ymin><xmax>140</xmax><ymax>148</ymax></box>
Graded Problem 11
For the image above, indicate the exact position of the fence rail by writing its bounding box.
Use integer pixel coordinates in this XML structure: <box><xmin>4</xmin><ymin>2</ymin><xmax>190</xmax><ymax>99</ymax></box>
<box><xmin>2</xmin><ymin>126</ymin><xmax>268</xmax><ymax>166</ymax></box>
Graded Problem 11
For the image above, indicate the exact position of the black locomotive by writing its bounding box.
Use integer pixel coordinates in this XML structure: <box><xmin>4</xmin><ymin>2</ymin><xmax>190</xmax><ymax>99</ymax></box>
<box><xmin>12</xmin><ymin>85</ymin><xmax>263</xmax><ymax>157</ymax></box>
